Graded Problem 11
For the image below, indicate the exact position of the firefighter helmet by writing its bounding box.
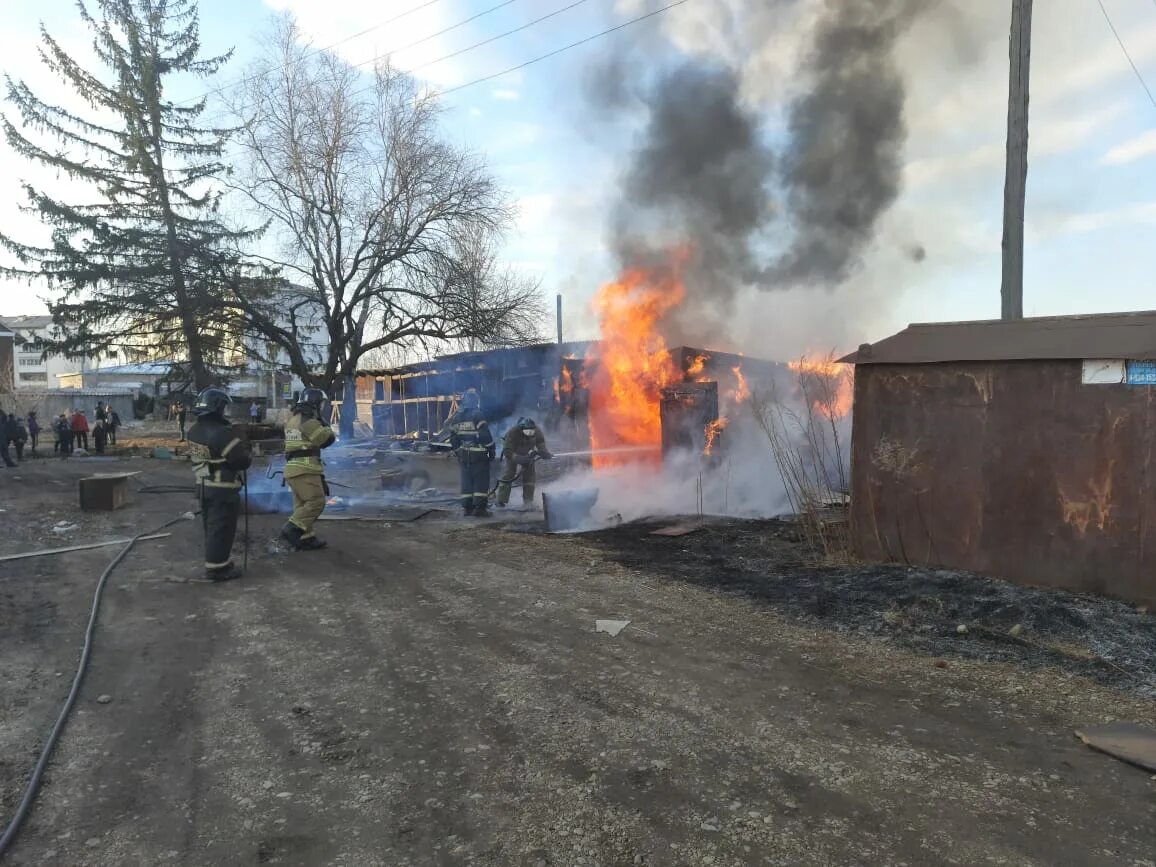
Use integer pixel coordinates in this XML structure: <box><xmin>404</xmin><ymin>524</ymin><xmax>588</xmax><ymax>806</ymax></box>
<box><xmin>461</xmin><ymin>388</ymin><xmax>480</xmax><ymax>410</ymax></box>
<box><xmin>192</xmin><ymin>387</ymin><xmax>231</xmax><ymax>417</ymax></box>
<box><xmin>298</xmin><ymin>387</ymin><xmax>327</xmax><ymax>412</ymax></box>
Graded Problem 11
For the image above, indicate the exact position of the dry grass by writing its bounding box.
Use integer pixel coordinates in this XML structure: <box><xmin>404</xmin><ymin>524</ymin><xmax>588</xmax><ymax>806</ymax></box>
<box><xmin>751</xmin><ymin>353</ymin><xmax>852</xmax><ymax>561</ymax></box>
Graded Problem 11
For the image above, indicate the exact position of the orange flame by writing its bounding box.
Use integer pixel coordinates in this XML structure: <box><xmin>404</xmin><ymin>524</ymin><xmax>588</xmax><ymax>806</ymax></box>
<box><xmin>703</xmin><ymin>416</ymin><xmax>728</xmax><ymax>455</ymax></box>
<box><xmin>731</xmin><ymin>365</ymin><xmax>749</xmax><ymax>404</ymax></box>
<box><xmin>687</xmin><ymin>353</ymin><xmax>709</xmax><ymax>379</ymax></box>
<box><xmin>587</xmin><ymin>258</ymin><xmax>687</xmax><ymax>468</ymax></box>
<box><xmin>788</xmin><ymin>356</ymin><xmax>853</xmax><ymax>420</ymax></box>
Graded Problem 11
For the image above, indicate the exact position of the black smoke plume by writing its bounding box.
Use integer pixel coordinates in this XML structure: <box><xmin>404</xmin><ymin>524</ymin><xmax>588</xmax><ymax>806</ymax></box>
<box><xmin>598</xmin><ymin>0</ymin><xmax>934</xmax><ymax>344</ymax></box>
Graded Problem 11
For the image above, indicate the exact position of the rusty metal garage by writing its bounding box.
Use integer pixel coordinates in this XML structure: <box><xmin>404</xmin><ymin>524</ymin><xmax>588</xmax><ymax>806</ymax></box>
<box><xmin>842</xmin><ymin>311</ymin><xmax>1156</xmax><ymax>607</ymax></box>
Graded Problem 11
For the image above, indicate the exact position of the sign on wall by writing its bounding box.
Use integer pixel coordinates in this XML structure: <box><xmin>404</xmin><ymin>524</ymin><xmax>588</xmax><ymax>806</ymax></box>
<box><xmin>1127</xmin><ymin>360</ymin><xmax>1156</xmax><ymax>385</ymax></box>
<box><xmin>1084</xmin><ymin>360</ymin><xmax>1156</xmax><ymax>385</ymax></box>
<box><xmin>1082</xmin><ymin>360</ymin><xmax>1125</xmax><ymax>384</ymax></box>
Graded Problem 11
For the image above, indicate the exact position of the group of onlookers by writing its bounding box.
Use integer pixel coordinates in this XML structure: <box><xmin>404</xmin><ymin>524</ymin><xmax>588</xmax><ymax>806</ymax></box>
<box><xmin>0</xmin><ymin>402</ymin><xmax>122</xmax><ymax>464</ymax></box>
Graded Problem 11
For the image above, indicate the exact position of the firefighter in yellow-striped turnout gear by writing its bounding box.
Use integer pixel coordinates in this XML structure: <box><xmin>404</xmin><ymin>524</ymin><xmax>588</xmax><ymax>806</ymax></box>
<box><xmin>446</xmin><ymin>388</ymin><xmax>495</xmax><ymax>517</ymax></box>
<box><xmin>187</xmin><ymin>387</ymin><xmax>252</xmax><ymax>582</ymax></box>
<box><xmin>281</xmin><ymin>387</ymin><xmax>336</xmax><ymax>550</ymax></box>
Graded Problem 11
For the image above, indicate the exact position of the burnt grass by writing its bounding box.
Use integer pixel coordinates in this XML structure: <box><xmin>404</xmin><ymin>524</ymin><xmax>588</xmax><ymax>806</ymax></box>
<box><xmin>577</xmin><ymin>517</ymin><xmax>1156</xmax><ymax>700</ymax></box>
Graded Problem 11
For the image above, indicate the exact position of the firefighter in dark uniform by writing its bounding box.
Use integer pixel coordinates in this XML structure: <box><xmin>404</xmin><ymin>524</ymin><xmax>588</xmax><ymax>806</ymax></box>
<box><xmin>446</xmin><ymin>388</ymin><xmax>494</xmax><ymax>517</ymax></box>
<box><xmin>187</xmin><ymin>387</ymin><xmax>252</xmax><ymax>582</ymax></box>
<box><xmin>281</xmin><ymin>387</ymin><xmax>336</xmax><ymax>550</ymax></box>
<box><xmin>495</xmin><ymin>416</ymin><xmax>552</xmax><ymax>509</ymax></box>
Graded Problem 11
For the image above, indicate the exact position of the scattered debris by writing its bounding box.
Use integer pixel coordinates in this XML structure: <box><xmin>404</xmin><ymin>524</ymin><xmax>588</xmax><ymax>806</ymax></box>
<box><xmin>96</xmin><ymin>695</ymin><xmax>113</xmax><ymax>705</ymax></box>
<box><xmin>1075</xmin><ymin>723</ymin><xmax>1156</xmax><ymax>773</ymax></box>
<box><xmin>1009</xmin><ymin>623</ymin><xmax>1025</xmax><ymax>637</ymax></box>
<box><xmin>50</xmin><ymin>523</ymin><xmax>79</xmax><ymax>535</ymax></box>
<box><xmin>956</xmin><ymin>624</ymin><xmax>969</xmax><ymax>635</ymax></box>
<box><xmin>595</xmin><ymin>619</ymin><xmax>631</xmax><ymax>637</ymax></box>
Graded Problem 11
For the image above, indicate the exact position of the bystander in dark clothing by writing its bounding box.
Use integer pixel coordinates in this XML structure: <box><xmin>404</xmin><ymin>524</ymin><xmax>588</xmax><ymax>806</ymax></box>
<box><xmin>177</xmin><ymin>404</ymin><xmax>188</xmax><ymax>441</ymax></box>
<box><xmin>9</xmin><ymin>414</ymin><xmax>28</xmax><ymax>461</ymax></box>
<box><xmin>27</xmin><ymin>412</ymin><xmax>40</xmax><ymax>454</ymax></box>
<box><xmin>55</xmin><ymin>414</ymin><xmax>73</xmax><ymax>456</ymax></box>
<box><xmin>0</xmin><ymin>413</ymin><xmax>14</xmax><ymax>468</ymax></box>
<box><xmin>93</xmin><ymin>420</ymin><xmax>108</xmax><ymax>454</ymax></box>
<box><xmin>108</xmin><ymin>411</ymin><xmax>120</xmax><ymax>445</ymax></box>
<box><xmin>95</xmin><ymin>401</ymin><xmax>108</xmax><ymax>424</ymax></box>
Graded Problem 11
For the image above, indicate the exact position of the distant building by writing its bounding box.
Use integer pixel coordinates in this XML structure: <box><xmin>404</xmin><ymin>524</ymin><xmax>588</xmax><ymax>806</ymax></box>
<box><xmin>224</xmin><ymin>285</ymin><xmax>330</xmax><ymax>406</ymax></box>
<box><xmin>56</xmin><ymin>359</ymin><xmax>179</xmax><ymax>393</ymax></box>
<box><xmin>1</xmin><ymin>314</ymin><xmax>90</xmax><ymax>390</ymax></box>
<box><xmin>0</xmin><ymin>318</ymin><xmax>13</xmax><ymax>392</ymax></box>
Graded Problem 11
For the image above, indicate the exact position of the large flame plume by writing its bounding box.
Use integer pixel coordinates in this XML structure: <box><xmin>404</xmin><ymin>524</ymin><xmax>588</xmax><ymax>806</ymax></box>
<box><xmin>586</xmin><ymin>259</ymin><xmax>687</xmax><ymax>467</ymax></box>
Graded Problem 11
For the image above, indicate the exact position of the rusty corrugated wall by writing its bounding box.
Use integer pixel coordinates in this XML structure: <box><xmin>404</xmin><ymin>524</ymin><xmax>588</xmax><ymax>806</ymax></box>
<box><xmin>849</xmin><ymin>360</ymin><xmax>1156</xmax><ymax>607</ymax></box>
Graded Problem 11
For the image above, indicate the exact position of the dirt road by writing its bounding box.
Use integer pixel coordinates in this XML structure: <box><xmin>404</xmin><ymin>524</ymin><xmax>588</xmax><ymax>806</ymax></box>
<box><xmin>2</xmin><ymin>457</ymin><xmax>1154</xmax><ymax>866</ymax></box>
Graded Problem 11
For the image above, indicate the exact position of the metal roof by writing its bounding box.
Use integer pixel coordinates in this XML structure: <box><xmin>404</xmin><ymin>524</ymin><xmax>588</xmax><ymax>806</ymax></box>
<box><xmin>1</xmin><ymin>314</ymin><xmax>54</xmax><ymax>329</ymax></box>
<box><xmin>841</xmin><ymin>311</ymin><xmax>1156</xmax><ymax>365</ymax></box>
<box><xmin>357</xmin><ymin>341</ymin><xmax>596</xmax><ymax>377</ymax></box>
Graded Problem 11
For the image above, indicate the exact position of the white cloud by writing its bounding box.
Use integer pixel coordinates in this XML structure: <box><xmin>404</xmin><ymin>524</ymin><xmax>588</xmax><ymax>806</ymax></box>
<box><xmin>492</xmin><ymin>88</ymin><xmax>519</xmax><ymax>101</ymax></box>
<box><xmin>1029</xmin><ymin>201</ymin><xmax>1156</xmax><ymax>240</ymax></box>
<box><xmin>904</xmin><ymin>104</ymin><xmax>1127</xmax><ymax>188</ymax></box>
<box><xmin>1101</xmin><ymin>129</ymin><xmax>1156</xmax><ymax>166</ymax></box>
<box><xmin>468</xmin><ymin>106</ymin><xmax>483</xmax><ymax>118</ymax></box>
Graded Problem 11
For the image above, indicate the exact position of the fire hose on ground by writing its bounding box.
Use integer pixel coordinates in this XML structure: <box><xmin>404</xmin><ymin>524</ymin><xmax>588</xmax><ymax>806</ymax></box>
<box><xmin>0</xmin><ymin>511</ymin><xmax>197</xmax><ymax>860</ymax></box>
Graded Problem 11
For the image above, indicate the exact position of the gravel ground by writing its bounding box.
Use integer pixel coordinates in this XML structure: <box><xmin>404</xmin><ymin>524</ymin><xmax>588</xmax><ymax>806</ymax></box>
<box><xmin>2</xmin><ymin>457</ymin><xmax>1155</xmax><ymax>866</ymax></box>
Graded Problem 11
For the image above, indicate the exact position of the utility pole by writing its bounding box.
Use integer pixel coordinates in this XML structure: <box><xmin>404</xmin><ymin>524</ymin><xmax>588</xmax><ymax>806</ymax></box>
<box><xmin>1001</xmin><ymin>0</ymin><xmax>1032</xmax><ymax>320</ymax></box>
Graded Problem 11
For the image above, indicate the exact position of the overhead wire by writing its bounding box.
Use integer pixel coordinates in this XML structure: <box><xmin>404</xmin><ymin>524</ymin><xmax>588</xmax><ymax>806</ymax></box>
<box><xmin>185</xmin><ymin>0</ymin><xmax>688</xmax><ymax>112</ymax></box>
<box><xmin>370</xmin><ymin>0</ymin><xmax>593</xmax><ymax>77</ymax></box>
<box><xmin>183</xmin><ymin>0</ymin><xmax>454</xmax><ymax>105</ymax></box>
<box><xmin>1094</xmin><ymin>0</ymin><xmax>1156</xmax><ymax>111</ymax></box>
<box><xmin>433</xmin><ymin>0</ymin><xmax>691</xmax><ymax>99</ymax></box>
<box><xmin>348</xmin><ymin>0</ymin><xmax>527</xmax><ymax>74</ymax></box>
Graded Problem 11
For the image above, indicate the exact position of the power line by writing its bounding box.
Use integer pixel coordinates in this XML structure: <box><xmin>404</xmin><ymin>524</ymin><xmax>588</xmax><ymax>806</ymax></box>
<box><xmin>350</xmin><ymin>0</ymin><xmax>523</xmax><ymax>73</ymax></box>
<box><xmin>434</xmin><ymin>0</ymin><xmax>690</xmax><ymax>98</ymax></box>
<box><xmin>365</xmin><ymin>0</ymin><xmax>592</xmax><ymax>76</ymax></box>
<box><xmin>186</xmin><ymin>0</ymin><xmax>454</xmax><ymax>106</ymax></box>
<box><xmin>1094</xmin><ymin>0</ymin><xmax>1156</xmax><ymax>110</ymax></box>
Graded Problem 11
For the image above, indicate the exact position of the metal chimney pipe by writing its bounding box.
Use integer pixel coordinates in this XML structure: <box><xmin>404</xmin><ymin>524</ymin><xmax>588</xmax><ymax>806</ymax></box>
<box><xmin>556</xmin><ymin>293</ymin><xmax>563</xmax><ymax>345</ymax></box>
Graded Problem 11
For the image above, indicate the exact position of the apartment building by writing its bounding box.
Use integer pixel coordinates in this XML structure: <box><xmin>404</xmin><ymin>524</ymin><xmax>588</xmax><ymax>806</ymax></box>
<box><xmin>1</xmin><ymin>314</ymin><xmax>131</xmax><ymax>389</ymax></box>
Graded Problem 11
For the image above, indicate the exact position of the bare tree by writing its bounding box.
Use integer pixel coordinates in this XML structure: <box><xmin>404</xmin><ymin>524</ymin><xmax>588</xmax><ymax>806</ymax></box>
<box><xmin>226</xmin><ymin>19</ymin><xmax>544</xmax><ymax>433</ymax></box>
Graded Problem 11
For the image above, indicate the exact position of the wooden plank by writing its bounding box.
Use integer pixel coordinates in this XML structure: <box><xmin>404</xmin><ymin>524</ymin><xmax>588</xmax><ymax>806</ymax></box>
<box><xmin>1076</xmin><ymin>723</ymin><xmax>1156</xmax><ymax>773</ymax></box>
<box><xmin>0</xmin><ymin>533</ymin><xmax>172</xmax><ymax>564</ymax></box>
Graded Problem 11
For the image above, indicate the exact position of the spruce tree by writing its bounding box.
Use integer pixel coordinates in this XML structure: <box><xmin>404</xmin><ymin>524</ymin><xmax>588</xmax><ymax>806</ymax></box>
<box><xmin>0</xmin><ymin>0</ymin><xmax>253</xmax><ymax>390</ymax></box>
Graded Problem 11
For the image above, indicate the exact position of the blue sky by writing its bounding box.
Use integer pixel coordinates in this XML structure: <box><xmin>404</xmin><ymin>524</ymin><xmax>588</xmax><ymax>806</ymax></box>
<box><xmin>1</xmin><ymin>0</ymin><xmax>1155</xmax><ymax>359</ymax></box>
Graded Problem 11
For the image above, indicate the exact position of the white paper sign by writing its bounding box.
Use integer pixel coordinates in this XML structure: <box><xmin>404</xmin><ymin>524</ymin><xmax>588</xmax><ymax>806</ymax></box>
<box><xmin>1082</xmin><ymin>359</ymin><xmax>1125</xmax><ymax>385</ymax></box>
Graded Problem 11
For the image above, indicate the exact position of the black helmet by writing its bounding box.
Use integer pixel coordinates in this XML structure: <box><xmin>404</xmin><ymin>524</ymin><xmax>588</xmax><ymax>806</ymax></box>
<box><xmin>193</xmin><ymin>387</ymin><xmax>231</xmax><ymax>417</ymax></box>
<box><xmin>461</xmin><ymin>388</ymin><xmax>480</xmax><ymax>410</ymax></box>
<box><xmin>517</xmin><ymin>416</ymin><xmax>536</xmax><ymax>429</ymax></box>
<box><xmin>297</xmin><ymin>387</ymin><xmax>327</xmax><ymax>413</ymax></box>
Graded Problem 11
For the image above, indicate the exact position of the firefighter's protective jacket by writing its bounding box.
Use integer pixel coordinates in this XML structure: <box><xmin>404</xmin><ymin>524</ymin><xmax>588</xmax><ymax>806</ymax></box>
<box><xmin>187</xmin><ymin>416</ymin><xmax>252</xmax><ymax>491</ymax></box>
<box><xmin>284</xmin><ymin>412</ymin><xmax>336</xmax><ymax>479</ymax></box>
<box><xmin>447</xmin><ymin>408</ymin><xmax>494</xmax><ymax>460</ymax></box>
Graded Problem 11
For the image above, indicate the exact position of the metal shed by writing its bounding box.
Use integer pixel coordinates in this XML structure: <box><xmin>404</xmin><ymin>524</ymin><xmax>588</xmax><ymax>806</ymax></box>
<box><xmin>841</xmin><ymin>311</ymin><xmax>1156</xmax><ymax>607</ymax></box>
